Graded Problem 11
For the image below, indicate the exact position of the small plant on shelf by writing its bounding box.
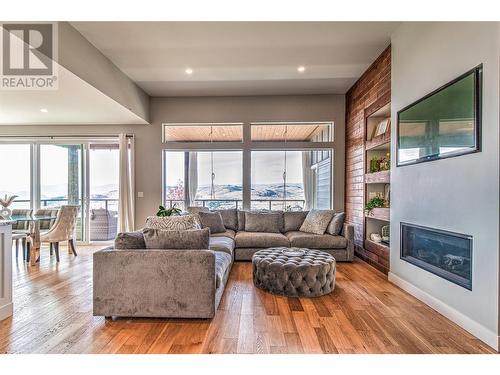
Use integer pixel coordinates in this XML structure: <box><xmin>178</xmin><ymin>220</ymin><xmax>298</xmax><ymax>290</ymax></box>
<box><xmin>156</xmin><ymin>205</ymin><xmax>182</xmax><ymax>217</ymax></box>
<box><xmin>364</xmin><ymin>196</ymin><xmax>387</xmax><ymax>216</ymax></box>
<box><xmin>369</xmin><ymin>153</ymin><xmax>390</xmax><ymax>173</ymax></box>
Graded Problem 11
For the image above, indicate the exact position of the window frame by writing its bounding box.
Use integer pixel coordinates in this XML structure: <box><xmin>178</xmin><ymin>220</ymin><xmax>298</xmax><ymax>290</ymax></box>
<box><xmin>162</xmin><ymin>121</ymin><xmax>335</xmax><ymax>210</ymax></box>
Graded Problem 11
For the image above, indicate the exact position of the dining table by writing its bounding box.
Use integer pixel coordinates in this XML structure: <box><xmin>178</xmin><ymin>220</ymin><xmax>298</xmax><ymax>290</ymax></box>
<box><xmin>9</xmin><ymin>214</ymin><xmax>58</xmax><ymax>266</ymax></box>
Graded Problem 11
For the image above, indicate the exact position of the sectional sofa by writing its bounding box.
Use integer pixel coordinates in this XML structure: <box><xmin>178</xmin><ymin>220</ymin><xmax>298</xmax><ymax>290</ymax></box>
<box><xmin>93</xmin><ymin>209</ymin><xmax>354</xmax><ymax>319</ymax></box>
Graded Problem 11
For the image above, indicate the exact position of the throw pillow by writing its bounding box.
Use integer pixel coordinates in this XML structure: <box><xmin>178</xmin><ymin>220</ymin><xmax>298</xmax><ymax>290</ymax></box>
<box><xmin>299</xmin><ymin>209</ymin><xmax>335</xmax><ymax>235</ymax></box>
<box><xmin>327</xmin><ymin>212</ymin><xmax>346</xmax><ymax>236</ymax></box>
<box><xmin>198</xmin><ymin>211</ymin><xmax>226</xmax><ymax>234</ymax></box>
<box><xmin>114</xmin><ymin>231</ymin><xmax>146</xmax><ymax>249</ymax></box>
<box><xmin>145</xmin><ymin>215</ymin><xmax>201</xmax><ymax>230</ymax></box>
<box><xmin>142</xmin><ymin>228</ymin><xmax>210</xmax><ymax>249</ymax></box>
<box><xmin>214</xmin><ymin>209</ymin><xmax>238</xmax><ymax>231</ymax></box>
<box><xmin>283</xmin><ymin>211</ymin><xmax>309</xmax><ymax>232</ymax></box>
<box><xmin>186</xmin><ymin>206</ymin><xmax>210</xmax><ymax>214</ymax></box>
<box><xmin>245</xmin><ymin>211</ymin><xmax>281</xmax><ymax>233</ymax></box>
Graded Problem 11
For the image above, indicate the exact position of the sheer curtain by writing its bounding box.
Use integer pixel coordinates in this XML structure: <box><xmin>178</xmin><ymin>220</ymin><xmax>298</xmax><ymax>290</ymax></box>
<box><xmin>188</xmin><ymin>152</ymin><xmax>198</xmax><ymax>206</ymax></box>
<box><xmin>118</xmin><ymin>134</ymin><xmax>135</xmax><ymax>232</ymax></box>
<box><xmin>302</xmin><ymin>151</ymin><xmax>314</xmax><ymax>210</ymax></box>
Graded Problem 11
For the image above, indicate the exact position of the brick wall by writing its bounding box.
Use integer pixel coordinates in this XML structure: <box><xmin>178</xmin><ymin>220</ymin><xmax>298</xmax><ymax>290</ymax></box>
<box><xmin>345</xmin><ymin>46</ymin><xmax>391</xmax><ymax>273</ymax></box>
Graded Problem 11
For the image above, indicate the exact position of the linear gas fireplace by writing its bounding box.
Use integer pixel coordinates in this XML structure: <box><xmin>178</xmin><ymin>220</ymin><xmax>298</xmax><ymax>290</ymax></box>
<box><xmin>400</xmin><ymin>223</ymin><xmax>472</xmax><ymax>290</ymax></box>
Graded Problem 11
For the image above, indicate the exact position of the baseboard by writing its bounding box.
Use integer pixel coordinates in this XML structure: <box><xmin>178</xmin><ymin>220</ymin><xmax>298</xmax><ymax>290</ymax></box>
<box><xmin>0</xmin><ymin>302</ymin><xmax>13</xmax><ymax>321</ymax></box>
<box><xmin>388</xmin><ymin>272</ymin><xmax>499</xmax><ymax>351</ymax></box>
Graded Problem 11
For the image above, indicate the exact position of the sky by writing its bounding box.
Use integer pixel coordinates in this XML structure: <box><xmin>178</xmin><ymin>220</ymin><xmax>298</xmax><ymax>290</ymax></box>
<box><xmin>0</xmin><ymin>144</ymin><xmax>119</xmax><ymax>199</ymax></box>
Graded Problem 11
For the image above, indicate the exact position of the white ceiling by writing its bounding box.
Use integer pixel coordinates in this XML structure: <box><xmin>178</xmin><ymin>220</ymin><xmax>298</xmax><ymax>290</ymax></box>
<box><xmin>0</xmin><ymin>63</ymin><xmax>148</xmax><ymax>125</ymax></box>
<box><xmin>71</xmin><ymin>22</ymin><xmax>399</xmax><ymax>97</ymax></box>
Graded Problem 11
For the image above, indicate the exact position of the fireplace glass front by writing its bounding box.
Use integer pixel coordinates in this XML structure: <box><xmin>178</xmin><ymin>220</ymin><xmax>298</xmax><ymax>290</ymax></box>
<box><xmin>400</xmin><ymin>223</ymin><xmax>472</xmax><ymax>290</ymax></box>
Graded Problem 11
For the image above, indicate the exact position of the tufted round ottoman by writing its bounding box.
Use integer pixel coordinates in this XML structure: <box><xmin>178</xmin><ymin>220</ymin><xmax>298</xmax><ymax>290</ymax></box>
<box><xmin>252</xmin><ymin>247</ymin><xmax>336</xmax><ymax>297</ymax></box>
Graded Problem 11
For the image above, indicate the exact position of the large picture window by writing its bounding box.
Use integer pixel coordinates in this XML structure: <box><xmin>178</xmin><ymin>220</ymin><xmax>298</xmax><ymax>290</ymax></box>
<box><xmin>162</xmin><ymin>121</ymin><xmax>334</xmax><ymax>211</ymax></box>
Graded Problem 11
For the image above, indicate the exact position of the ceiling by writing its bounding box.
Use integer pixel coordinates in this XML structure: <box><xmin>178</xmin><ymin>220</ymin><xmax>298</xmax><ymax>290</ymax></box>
<box><xmin>71</xmin><ymin>22</ymin><xmax>399</xmax><ymax>97</ymax></box>
<box><xmin>0</xmin><ymin>63</ymin><xmax>148</xmax><ymax>125</ymax></box>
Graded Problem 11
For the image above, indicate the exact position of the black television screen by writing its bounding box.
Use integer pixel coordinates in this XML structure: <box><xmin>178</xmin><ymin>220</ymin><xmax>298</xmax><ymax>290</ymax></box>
<box><xmin>397</xmin><ymin>65</ymin><xmax>482</xmax><ymax>166</ymax></box>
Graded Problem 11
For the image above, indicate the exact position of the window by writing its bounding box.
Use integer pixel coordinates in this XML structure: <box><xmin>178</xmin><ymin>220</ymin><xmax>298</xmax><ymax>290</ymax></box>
<box><xmin>194</xmin><ymin>151</ymin><xmax>243</xmax><ymax>209</ymax></box>
<box><xmin>0</xmin><ymin>144</ymin><xmax>31</xmax><ymax>209</ymax></box>
<box><xmin>251</xmin><ymin>151</ymin><xmax>305</xmax><ymax>211</ymax></box>
<box><xmin>163</xmin><ymin>151</ymin><xmax>243</xmax><ymax>210</ymax></box>
<box><xmin>163</xmin><ymin>123</ymin><xmax>243</xmax><ymax>142</ymax></box>
<box><xmin>162</xmin><ymin>121</ymin><xmax>334</xmax><ymax>210</ymax></box>
<box><xmin>251</xmin><ymin>122</ymin><xmax>332</xmax><ymax>143</ymax></box>
<box><xmin>164</xmin><ymin>151</ymin><xmax>186</xmax><ymax>209</ymax></box>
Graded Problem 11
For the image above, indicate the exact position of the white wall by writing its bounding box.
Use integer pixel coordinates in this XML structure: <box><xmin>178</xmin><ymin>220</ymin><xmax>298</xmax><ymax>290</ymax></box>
<box><xmin>390</xmin><ymin>22</ymin><xmax>500</xmax><ymax>349</ymax></box>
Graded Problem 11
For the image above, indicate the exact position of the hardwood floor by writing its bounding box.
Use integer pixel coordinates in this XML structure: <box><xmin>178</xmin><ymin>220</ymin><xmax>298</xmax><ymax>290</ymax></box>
<box><xmin>0</xmin><ymin>245</ymin><xmax>495</xmax><ymax>354</ymax></box>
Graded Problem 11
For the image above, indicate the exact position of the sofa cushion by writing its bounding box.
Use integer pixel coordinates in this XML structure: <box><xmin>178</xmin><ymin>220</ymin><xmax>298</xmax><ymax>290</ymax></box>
<box><xmin>214</xmin><ymin>209</ymin><xmax>238</xmax><ymax>231</ymax></box>
<box><xmin>299</xmin><ymin>209</ymin><xmax>335</xmax><ymax>235</ymax></box>
<box><xmin>245</xmin><ymin>211</ymin><xmax>281</xmax><ymax>233</ymax></box>
<box><xmin>209</xmin><ymin>236</ymin><xmax>235</xmax><ymax>258</ymax></box>
<box><xmin>186</xmin><ymin>206</ymin><xmax>210</xmax><ymax>214</ymax></box>
<box><xmin>198</xmin><ymin>211</ymin><xmax>226</xmax><ymax>234</ymax></box>
<box><xmin>142</xmin><ymin>228</ymin><xmax>210</xmax><ymax>249</ymax></box>
<box><xmin>237</xmin><ymin>210</ymin><xmax>246</xmax><ymax>231</ymax></box>
<box><xmin>215</xmin><ymin>252</ymin><xmax>232</xmax><ymax>289</ymax></box>
<box><xmin>235</xmin><ymin>231</ymin><xmax>290</xmax><ymax>248</ymax></box>
<box><xmin>114</xmin><ymin>231</ymin><xmax>146</xmax><ymax>249</ymax></box>
<box><xmin>145</xmin><ymin>215</ymin><xmax>200</xmax><ymax>230</ymax></box>
<box><xmin>284</xmin><ymin>211</ymin><xmax>309</xmax><ymax>232</ymax></box>
<box><xmin>285</xmin><ymin>231</ymin><xmax>347</xmax><ymax>249</ymax></box>
<box><xmin>326</xmin><ymin>212</ymin><xmax>346</xmax><ymax>236</ymax></box>
<box><xmin>211</xmin><ymin>229</ymin><xmax>236</xmax><ymax>240</ymax></box>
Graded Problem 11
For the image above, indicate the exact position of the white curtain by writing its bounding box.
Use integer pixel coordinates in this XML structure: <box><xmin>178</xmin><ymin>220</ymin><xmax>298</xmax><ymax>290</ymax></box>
<box><xmin>118</xmin><ymin>134</ymin><xmax>135</xmax><ymax>232</ymax></box>
<box><xmin>302</xmin><ymin>151</ymin><xmax>314</xmax><ymax>210</ymax></box>
<box><xmin>188</xmin><ymin>152</ymin><xmax>198</xmax><ymax>206</ymax></box>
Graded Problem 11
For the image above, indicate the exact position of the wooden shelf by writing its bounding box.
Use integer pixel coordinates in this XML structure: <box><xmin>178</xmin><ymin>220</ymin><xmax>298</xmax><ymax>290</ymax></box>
<box><xmin>365</xmin><ymin>170</ymin><xmax>390</xmax><ymax>184</ymax></box>
<box><xmin>366</xmin><ymin>207</ymin><xmax>390</xmax><ymax>221</ymax></box>
<box><xmin>366</xmin><ymin>134</ymin><xmax>390</xmax><ymax>151</ymax></box>
<box><xmin>364</xmin><ymin>239</ymin><xmax>390</xmax><ymax>259</ymax></box>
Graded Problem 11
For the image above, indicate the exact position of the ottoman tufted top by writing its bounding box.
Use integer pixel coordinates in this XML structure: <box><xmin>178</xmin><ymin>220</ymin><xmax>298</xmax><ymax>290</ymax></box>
<box><xmin>252</xmin><ymin>247</ymin><xmax>336</xmax><ymax>297</ymax></box>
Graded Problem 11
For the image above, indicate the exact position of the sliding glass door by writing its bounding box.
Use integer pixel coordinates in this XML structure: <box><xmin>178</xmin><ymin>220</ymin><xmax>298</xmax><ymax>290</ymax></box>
<box><xmin>39</xmin><ymin>144</ymin><xmax>85</xmax><ymax>240</ymax></box>
<box><xmin>0</xmin><ymin>139</ymin><xmax>120</xmax><ymax>243</ymax></box>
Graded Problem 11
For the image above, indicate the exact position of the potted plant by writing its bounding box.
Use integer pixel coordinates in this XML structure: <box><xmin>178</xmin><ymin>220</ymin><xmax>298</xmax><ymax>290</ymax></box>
<box><xmin>364</xmin><ymin>196</ymin><xmax>387</xmax><ymax>216</ymax></box>
<box><xmin>156</xmin><ymin>205</ymin><xmax>182</xmax><ymax>217</ymax></box>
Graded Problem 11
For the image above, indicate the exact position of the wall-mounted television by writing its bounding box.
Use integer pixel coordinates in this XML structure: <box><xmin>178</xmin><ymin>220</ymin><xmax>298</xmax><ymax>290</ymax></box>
<box><xmin>397</xmin><ymin>65</ymin><xmax>482</xmax><ymax>166</ymax></box>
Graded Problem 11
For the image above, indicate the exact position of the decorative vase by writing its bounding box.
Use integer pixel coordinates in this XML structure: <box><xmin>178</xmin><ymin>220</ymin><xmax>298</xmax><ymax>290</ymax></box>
<box><xmin>0</xmin><ymin>207</ymin><xmax>12</xmax><ymax>219</ymax></box>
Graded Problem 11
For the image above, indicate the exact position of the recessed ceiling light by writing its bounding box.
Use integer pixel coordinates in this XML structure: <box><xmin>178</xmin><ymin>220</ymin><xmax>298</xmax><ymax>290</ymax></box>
<box><xmin>297</xmin><ymin>66</ymin><xmax>306</xmax><ymax>73</ymax></box>
<box><xmin>40</xmin><ymin>108</ymin><xmax>48</xmax><ymax>113</ymax></box>
<box><xmin>185</xmin><ymin>68</ymin><xmax>193</xmax><ymax>75</ymax></box>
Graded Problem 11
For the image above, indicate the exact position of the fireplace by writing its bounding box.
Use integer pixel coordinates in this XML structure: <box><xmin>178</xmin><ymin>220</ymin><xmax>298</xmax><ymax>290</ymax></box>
<box><xmin>400</xmin><ymin>223</ymin><xmax>472</xmax><ymax>290</ymax></box>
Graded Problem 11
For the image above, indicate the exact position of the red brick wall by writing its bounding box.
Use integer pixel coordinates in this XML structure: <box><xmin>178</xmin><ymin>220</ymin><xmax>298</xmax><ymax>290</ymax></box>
<box><xmin>345</xmin><ymin>46</ymin><xmax>391</xmax><ymax>273</ymax></box>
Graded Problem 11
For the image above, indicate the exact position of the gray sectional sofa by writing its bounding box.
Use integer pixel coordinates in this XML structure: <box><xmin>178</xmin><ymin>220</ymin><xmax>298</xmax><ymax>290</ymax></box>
<box><xmin>93</xmin><ymin>209</ymin><xmax>354</xmax><ymax>319</ymax></box>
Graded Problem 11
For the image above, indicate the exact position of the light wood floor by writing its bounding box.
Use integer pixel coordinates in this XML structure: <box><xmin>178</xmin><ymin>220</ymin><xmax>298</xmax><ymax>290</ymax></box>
<box><xmin>0</xmin><ymin>245</ymin><xmax>495</xmax><ymax>354</ymax></box>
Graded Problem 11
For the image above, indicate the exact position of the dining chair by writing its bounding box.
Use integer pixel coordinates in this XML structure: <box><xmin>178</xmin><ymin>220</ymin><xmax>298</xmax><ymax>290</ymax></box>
<box><xmin>39</xmin><ymin>205</ymin><xmax>80</xmax><ymax>262</ymax></box>
<box><xmin>35</xmin><ymin>208</ymin><xmax>60</xmax><ymax>255</ymax></box>
<box><xmin>11</xmin><ymin>208</ymin><xmax>33</xmax><ymax>261</ymax></box>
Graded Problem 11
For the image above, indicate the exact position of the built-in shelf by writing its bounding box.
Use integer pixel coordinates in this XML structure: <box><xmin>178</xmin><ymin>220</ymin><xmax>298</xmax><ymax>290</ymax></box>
<box><xmin>366</xmin><ymin>207</ymin><xmax>390</xmax><ymax>222</ymax></box>
<box><xmin>365</xmin><ymin>170</ymin><xmax>390</xmax><ymax>184</ymax></box>
<box><xmin>366</xmin><ymin>135</ymin><xmax>390</xmax><ymax>151</ymax></box>
<box><xmin>364</xmin><ymin>239</ymin><xmax>390</xmax><ymax>258</ymax></box>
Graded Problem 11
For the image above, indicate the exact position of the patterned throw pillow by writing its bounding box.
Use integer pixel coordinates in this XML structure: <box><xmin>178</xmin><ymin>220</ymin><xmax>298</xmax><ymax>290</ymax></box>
<box><xmin>299</xmin><ymin>209</ymin><xmax>335</xmax><ymax>235</ymax></box>
<box><xmin>145</xmin><ymin>215</ymin><xmax>201</xmax><ymax>230</ymax></box>
<box><xmin>326</xmin><ymin>212</ymin><xmax>346</xmax><ymax>236</ymax></box>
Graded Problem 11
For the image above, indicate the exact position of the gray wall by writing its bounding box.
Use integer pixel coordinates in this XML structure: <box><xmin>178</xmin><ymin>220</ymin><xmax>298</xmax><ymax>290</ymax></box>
<box><xmin>0</xmin><ymin>94</ymin><xmax>345</xmax><ymax>226</ymax></box>
<box><xmin>390</xmin><ymin>22</ymin><xmax>500</xmax><ymax>349</ymax></box>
